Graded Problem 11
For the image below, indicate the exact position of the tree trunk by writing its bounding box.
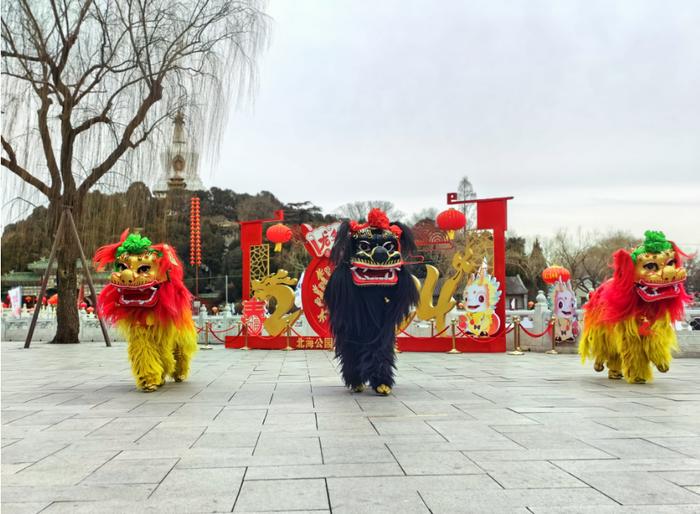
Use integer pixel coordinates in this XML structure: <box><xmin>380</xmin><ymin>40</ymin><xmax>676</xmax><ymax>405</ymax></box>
<box><xmin>51</xmin><ymin>241</ymin><xmax>80</xmax><ymax>344</ymax></box>
<box><xmin>49</xmin><ymin>202</ymin><xmax>83</xmax><ymax>344</ymax></box>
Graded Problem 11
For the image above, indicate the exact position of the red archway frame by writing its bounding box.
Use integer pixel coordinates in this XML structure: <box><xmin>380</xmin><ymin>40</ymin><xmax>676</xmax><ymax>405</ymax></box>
<box><xmin>448</xmin><ymin>193</ymin><xmax>513</xmax><ymax>347</ymax></box>
<box><xmin>239</xmin><ymin>210</ymin><xmax>284</xmax><ymax>300</ymax></box>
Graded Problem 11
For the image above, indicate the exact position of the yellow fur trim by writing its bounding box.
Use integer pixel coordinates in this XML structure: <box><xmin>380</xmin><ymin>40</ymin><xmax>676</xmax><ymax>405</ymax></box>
<box><xmin>116</xmin><ymin>320</ymin><xmax>197</xmax><ymax>390</ymax></box>
<box><xmin>579</xmin><ymin>313</ymin><xmax>677</xmax><ymax>383</ymax></box>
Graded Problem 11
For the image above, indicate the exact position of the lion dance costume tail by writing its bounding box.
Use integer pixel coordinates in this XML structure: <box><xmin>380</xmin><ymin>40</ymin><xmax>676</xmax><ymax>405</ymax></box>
<box><xmin>94</xmin><ymin>230</ymin><xmax>197</xmax><ymax>391</ymax></box>
<box><xmin>579</xmin><ymin>231</ymin><xmax>691</xmax><ymax>384</ymax></box>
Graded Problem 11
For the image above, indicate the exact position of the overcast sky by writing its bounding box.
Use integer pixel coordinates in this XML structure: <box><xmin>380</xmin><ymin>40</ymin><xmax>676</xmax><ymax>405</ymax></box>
<box><xmin>209</xmin><ymin>0</ymin><xmax>700</xmax><ymax>251</ymax></box>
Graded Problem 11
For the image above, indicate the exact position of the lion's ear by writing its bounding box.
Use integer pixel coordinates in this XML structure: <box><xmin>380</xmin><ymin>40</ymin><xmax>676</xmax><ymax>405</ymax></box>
<box><xmin>330</xmin><ymin>221</ymin><xmax>352</xmax><ymax>266</ymax></box>
<box><xmin>393</xmin><ymin>222</ymin><xmax>416</xmax><ymax>256</ymax></box>
<box><xmin>162</xmin><ymin>245</ymin><xmax>179</xmax><ymax>267</ymax></box>
<box><xmin>612</xmin><ymin>249</ymin><xmax>635</xmax><ymax>287</ymax></box>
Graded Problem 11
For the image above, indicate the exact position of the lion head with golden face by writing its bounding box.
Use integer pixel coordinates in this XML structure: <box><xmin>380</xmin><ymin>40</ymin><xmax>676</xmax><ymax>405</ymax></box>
<box><xmin>94</xmin><ymin>230</ymin><xmax>191</xmax><ymax>326</ymax></box>
<box><xmin>631</xmin><ymin>231</ymin><xmax>688</xmax><ymax>302</ymax></box>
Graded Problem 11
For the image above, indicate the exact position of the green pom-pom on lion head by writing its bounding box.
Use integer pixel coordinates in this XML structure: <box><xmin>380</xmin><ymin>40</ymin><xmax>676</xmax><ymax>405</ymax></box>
<box><xmin>116</xmin><ymin>233</ymin><xmax>153</xmax><ymax>257</ymax></box>
<box><xmin>631</xmin><ymin>230</ymin><xmax>673</xmax><ymax>262</ymax></box>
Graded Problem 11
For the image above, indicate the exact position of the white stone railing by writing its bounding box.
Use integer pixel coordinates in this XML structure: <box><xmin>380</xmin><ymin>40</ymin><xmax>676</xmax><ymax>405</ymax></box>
<box><xmin>3</xmin><ymin>299</ymin><xmax>699</xmax><ymax>356</ymax></box>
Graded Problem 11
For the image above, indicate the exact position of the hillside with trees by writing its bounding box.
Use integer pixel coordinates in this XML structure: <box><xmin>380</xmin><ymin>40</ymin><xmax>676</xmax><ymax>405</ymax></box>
<box><xmin>1</xmin><ymin>185</ymin><xmax>332</xmax><ymax>305</ymax></box>
<box><xmin>4</xmin><ymin>188</ymin><xmax>698</xmax><ymax>308</ymax></box>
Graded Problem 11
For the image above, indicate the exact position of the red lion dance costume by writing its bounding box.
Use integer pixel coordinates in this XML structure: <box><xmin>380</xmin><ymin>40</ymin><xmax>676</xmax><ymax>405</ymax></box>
<box><xmin>579</xmin><ymin>231</ymin><xmax>691</xmax><ymax>383</ymax></box>
<box><xmin>94</xmin><ymin>230</ymin><xmax>197</xmax><ymax>391</ymax></box>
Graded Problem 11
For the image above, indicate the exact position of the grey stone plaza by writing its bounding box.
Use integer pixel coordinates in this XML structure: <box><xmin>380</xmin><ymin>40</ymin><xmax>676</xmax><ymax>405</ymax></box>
<box><xmin>2</xmin><ymin>342</ymin><xmax>700</xmax><ymax>513</ymax></box>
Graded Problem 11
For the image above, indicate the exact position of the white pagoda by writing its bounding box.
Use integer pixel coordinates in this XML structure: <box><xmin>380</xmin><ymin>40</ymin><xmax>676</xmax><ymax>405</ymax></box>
<box><xmin>153</xmin><ymin>111</ymin><xmax>204</xmax><ymax>196</ymax></box>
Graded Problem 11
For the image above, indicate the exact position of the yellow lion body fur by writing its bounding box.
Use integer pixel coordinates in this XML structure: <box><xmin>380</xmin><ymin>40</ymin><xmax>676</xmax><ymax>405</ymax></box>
<box><xmin>117</xmin><ymin>319</ymin><xmax>197</xmax><ymax>391</ymax></box>
<box><xmin>579</xmin><ymin>313</ymin><xmax>677</xmax><ymax>384</ymax></box>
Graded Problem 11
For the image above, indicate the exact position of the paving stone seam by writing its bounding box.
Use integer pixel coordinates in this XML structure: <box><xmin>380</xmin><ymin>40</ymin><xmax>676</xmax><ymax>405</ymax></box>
<box><xmin>2</xmin><ymin>410</ymin><xmax>41</xmax><ymax>425</ymax></box>
<box><xmin>323</xmin><ymin>477</ymin><xmax>333</xmax><ymax>513</ymax></box>
<box><xmin>147</xmin><ymin>458</ymin><xmax>181</xmax><ymax>499</ymax></box>
<box><xmin>548</xmin><ymin>460</ymin><xmax>623</xmax><ymax>505</ymax></box>
<box><xmin>485</xmin><ymin>426</ymin><xmax>528</xmax><ymax>449</ymax></box>
<box><xmin>415</xmin><ymin>489</ymin><xmax>433</xmax><ymax>513</ymax></box>
<box><xmin>188</xmin><ymin>426</ymin><xmax>208</xmax><ymax>449</ymax></box>
<box><xmin>75</xmin><ymin>449</ymin><xmax>123</xmax><ymax>485</ymax></box>
<box><xmin>384</xmin><ymin>443</ymin><xmax>408</xmax><ymax>476</ymax></box>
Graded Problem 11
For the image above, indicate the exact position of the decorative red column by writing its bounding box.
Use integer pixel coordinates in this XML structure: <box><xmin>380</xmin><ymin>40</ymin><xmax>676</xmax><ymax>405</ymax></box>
<box><xmin>239</xmin><ymin>210</ymin><xmax>284</xmax><ymax>300</ymax></box>
<box><xmin>447</xmin><ymin>193</ymin><xmax>513</xmax><ymax>351</ymax></box>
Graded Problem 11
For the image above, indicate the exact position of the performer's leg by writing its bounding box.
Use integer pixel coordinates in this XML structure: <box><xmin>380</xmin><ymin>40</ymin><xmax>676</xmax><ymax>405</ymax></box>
<box><xmin>366</xmin><ymin>334</ymin><xmax>396</xmax><ymax>395</ymax></box>
<box><xmin>174</xmin><ymin>326</ymin><xmax>198</xmax><ymax>382</ymax></box>
<box><xmin>607</xmin><ymin>353</ymin><xmax>623</xmax><ymax>380</ymax></box>
<box><xmin>335</xmin><ymin>337</ymin><xmax>365</xmax><ymax>391</ymax></box>
<box><xmin>621</xmin><ymin>342</ymin><xmax>652</xmax><ymax>384</ymax></box>
<box><xmin>128</xmin><ymin>327</ymin><xmax>165</xmax><ymax>392</ymax></box>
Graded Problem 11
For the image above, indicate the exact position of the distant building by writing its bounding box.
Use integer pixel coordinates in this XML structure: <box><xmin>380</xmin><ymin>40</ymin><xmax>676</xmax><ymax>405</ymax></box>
<box><xmin>153</xmin><ymin>112</ymin><xmax>204</xmax><ymax>197</ymax></box>
<box><xmin>505</xmin><ymin>274</ymin><xmax>528</xmax><ymax>309</ymax></box>
<box><xmin>1</xmin><ymin>259</ymin><xmax>110</xmax><ymax>298</ymax></box>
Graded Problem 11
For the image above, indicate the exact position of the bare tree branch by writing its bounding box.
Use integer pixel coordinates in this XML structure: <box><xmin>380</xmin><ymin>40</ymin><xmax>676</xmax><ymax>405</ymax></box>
<box><xmin>2</xmin><ymin>137</ymin><xmax>51</xmax><ymax>196</ymax></box>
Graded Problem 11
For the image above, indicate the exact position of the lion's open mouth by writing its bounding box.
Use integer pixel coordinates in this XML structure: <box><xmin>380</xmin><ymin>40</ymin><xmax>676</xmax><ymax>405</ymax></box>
<box><xmin>350</xmin><ymin>266</ymin><xmax>399</xmax><ymax>286</ymax></box>
<box><xmin>636</xmin><ymin>280</ymin><xmax>683</xmax><ymax>302</ymax></box>
<box><xmin>115</xmin><ymin>282</ymin><xmax>159</xmax><ymax>307</ymax></box>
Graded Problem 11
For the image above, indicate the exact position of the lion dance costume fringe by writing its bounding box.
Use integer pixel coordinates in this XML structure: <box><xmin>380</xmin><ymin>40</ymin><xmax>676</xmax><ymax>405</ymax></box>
<box><xmin>324</xmin><ymin>208</ymin><xmax>418</xmax><ymax>395</ymax></box>
<box><xmin>579</xmin><ymin>231</ymin><xmax>691</xmax><ymax>384</ymax></box>
<box><xmin>94</xmin><ymin>230</ymin><xmax>197</xmax><ymax>391</ymax></box>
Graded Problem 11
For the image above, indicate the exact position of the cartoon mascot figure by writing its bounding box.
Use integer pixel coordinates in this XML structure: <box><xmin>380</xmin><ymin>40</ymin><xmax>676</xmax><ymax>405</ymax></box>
<box><xmin>551</xmin><ymin>279</ymin><xmax>579</xmax><ymax>343</ymax></box>
<box><xmin>94</xmin><ymin>230</ymin><xmax>197</xmax><ymax>391</ymax></box>
<box><xmin>460</xmin><ymin>258</ymin><xmax>502</xmax><ymax>337</ymax></box>
<box><xmin>324</xmin><ymin>208</ymin><xmax>418</xmax><ymax>395</ymax></box>
<box><xmin>579</xmin><ymin>231</ymin><xmax>691</xmax><ymax>383</ymax></box>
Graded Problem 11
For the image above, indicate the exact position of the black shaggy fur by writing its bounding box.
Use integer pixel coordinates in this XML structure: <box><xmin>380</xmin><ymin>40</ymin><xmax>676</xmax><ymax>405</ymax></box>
<box><xmin>324</xmin><ymin>221</ymin><xmax>419</xmax><ymax>391</ymax></box>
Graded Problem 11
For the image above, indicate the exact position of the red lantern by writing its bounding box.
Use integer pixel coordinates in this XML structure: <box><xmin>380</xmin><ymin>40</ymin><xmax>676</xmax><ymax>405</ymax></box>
<box><xmin>436</xmin><ymin>208</ymin><xmax>466</xmax><ymax>240</ymax></box>
<box><xmin>266</xmin><ymin>223</ymin><xmax>293</xmax><ymax>252</ymax></box>
<box><xmin>79</xmin><ymin>302</ymin><xmax>87</xmax><ymax>310</ymax></box>
<box><xmin>542</xmin><ymin>265</ymin><xmax>571</xmax><ymax>285</ymax></box>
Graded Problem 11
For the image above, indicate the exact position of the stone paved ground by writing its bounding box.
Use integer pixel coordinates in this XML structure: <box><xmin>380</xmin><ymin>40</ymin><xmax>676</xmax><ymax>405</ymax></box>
<box><xmin>2</xmin><ymin>342</ymin><xmax>700</xmax><ymax>514</ymax></box>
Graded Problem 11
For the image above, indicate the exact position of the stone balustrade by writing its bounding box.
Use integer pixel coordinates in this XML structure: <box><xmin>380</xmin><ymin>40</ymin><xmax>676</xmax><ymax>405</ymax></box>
<box><xmin>3</xmin><ymin>297</ymin><xmax>700</xmax><ymax>357</ymax></box>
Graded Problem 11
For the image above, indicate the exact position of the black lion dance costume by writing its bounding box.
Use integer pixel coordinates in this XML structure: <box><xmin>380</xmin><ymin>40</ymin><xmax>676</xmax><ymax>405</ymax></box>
<box><xmin>324</xmin><ymin>208</ymin><xmax>418</xmax><ymax>395</ymax></box>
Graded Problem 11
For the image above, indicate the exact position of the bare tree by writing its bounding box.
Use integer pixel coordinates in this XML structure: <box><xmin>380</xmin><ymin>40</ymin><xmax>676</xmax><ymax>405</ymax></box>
<box><xmin>457</xmin><ymin>176</ymin><xmax>476</xmax><ymax>229</ymax></box>
<box><xmin>2</xmin><ymin>0</ymin><xmax>267</xmax><ymax>343</ymax></box>
<box><xmin>407</xmin><ymin>207</ymin><xmax>438</xmax><ymax>226</ymax></box>
<box><xmin>546</xmin><ymin>228</ymin><xmax>639</xmax><ymax>293</ymax></box>
<box><xmin>334</xmin><ymin>200</ymin><xmax>404</xmax><ymax>222</ymax></box>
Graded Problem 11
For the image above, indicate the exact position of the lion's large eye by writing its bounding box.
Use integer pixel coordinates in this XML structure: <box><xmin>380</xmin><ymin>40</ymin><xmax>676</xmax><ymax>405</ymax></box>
<box><xmin>383</xmin><ymin>241</ymin><xmax>395</xmax><ymax>252</ymax></box>
<box><xmin>116</xmin><ymin>262</ymin><xmax>127</xmax><ymax>271</ymax></box>
<box><xmin>666</xmin><ymin>259</ymin><xmax>676</xmax><ymax>267</ymax></box>
<box><xmin>137</xmin><ymin>265</ymin><xmax>151</xmax><ymax>274</ymax></box>
<box><xmin>558</xmin><ymin>301</ymin><xmax>563</xmax><ymax>309</ymax></box>
<box><xmin>644</xmin><ymin>262</ymin><xmax>659</xmax><ymax>271</ymax></box>
<box><xmin>358</xmin><ymin>240</ymin><xmax>371</xmax><ymax>252</ymax></box>
<box><xmin>478</xmin><ymin>295</ymin><xmax>485</xmax><ymax>303</ymax></box>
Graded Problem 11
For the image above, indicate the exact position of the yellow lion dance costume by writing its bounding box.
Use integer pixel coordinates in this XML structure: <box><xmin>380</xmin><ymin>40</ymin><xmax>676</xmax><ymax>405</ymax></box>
<box><xmin>94</xmin><ymin>230</ymin><xmax>197</xmax><ymax>391</ymax></box>
<box><xmin>579</xmin><ymin>231</ymin><xmax>691</xmax><ymax>384</ymax></box>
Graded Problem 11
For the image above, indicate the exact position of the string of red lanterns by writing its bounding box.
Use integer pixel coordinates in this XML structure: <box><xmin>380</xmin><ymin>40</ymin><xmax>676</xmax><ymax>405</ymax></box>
<box><xmin>190</xmin><ymin>197</ymin><xmax>201</xmax><ymax>267</ymax></box>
